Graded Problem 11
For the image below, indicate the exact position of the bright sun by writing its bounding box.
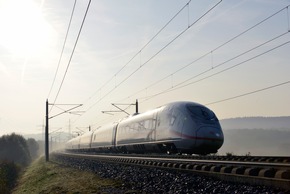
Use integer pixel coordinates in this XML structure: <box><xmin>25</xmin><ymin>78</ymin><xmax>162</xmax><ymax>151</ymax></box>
<box><xmin>0</xmin><ymin>0</ymin><xmax>53</xmax><ymax>56</ymax></box>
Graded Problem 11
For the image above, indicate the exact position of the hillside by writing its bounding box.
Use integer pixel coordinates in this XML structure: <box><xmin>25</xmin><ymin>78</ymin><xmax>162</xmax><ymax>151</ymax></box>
<box><xmin>217</xmin><ymin>116</ymin><xmax>290</xmax><ymax>156</ymax></box>
<box><xmin>218</xmin><ymin>129</ymin><xmax>290</xmax><ymax>156</ymax></box>
<box><xmin>220</xmin><ymin>116</ymin><xmax>290</xmax><ymax>130</ymax></box>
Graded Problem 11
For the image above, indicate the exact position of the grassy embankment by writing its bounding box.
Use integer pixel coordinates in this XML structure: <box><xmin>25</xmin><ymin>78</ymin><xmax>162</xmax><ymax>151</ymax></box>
<box><xmin>12</xmin><ymin>157</ymin><xmax>123</xmax><ymax>194</ymax></box>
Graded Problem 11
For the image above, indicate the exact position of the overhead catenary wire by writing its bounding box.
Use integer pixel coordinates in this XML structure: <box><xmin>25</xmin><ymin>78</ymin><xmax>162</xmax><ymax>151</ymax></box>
<box><xmin>80</xmin><ymin>0</ymin><xmax>223</xmax><ymax>117</ymax></box>
<box><xmin>47</xmin><ymin>0</ymin><xmax>77</xmax><ymax>99</ymax></box>
<box><xmin>170</xmin><ymin>40</ymin><xmax>290</xmax><ymax>93</ymax></box>
<box><xmin>172</xmin><ymin>31</ymin><xmax>289</xmax><ymax>89</ymax></box>
<box><xmin>114</xmin><ymin>0</ymin><xmax>223</xmax><ymax>88</ymax></box>
<box><xmin>205</xmin><ymin>80</ymin><xmax>290</xmax><ymax>106</ymax></box>
<box><xmin>141</xmin><ymin>39</ymin><xmax>290</xmax><ymax>102</ymax></box>
<box><xmin>84</xmin><ymin>0</ymin><xmax>192</xmax><ymax>104</ymax></box>
<box><xmin>50</xmin><ymin>0</ymin><xmax>92</xmax><ymax>112</ymax></box>
<box><xmin>118</xmin><ymin>4</ymin><xmax>290</xmax><ymax>102</ymax></box>
<box><xmin>134</xmin><ymin>5</ymin><xmax>290</xmax><ymax>102</ymax></box>
<box><xmin>287</xmin><ymin>6</ymin><xmax>290</xmax><ymax>31</ymax></box>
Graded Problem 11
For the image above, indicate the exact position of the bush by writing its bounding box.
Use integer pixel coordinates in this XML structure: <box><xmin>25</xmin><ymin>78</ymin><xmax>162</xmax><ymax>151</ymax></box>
<box><xmin>0</xmin><ymin>133</ymin><xmax>40</xmax><ymax>193</ymax></box>
<box><xmin>27</xmin><ymin>138</ymin><xmax>39</xmax><ymax>160</ymax></box>
<box><xmin>0</xmin><ymin>133</ymin><xmax>31</xmax><ymax>166</ymax></box>
<box><xmin>0</xmin><ymin>161</ymin><xmax>20</xmax><ymax>193</ymax></box>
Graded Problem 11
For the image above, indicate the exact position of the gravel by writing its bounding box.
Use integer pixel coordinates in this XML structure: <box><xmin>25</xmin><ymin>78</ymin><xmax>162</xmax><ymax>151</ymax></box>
<box><xmin>52</xmin><ymin>154</ymin><xmax>287</xmax><ymax>194</ymax></box>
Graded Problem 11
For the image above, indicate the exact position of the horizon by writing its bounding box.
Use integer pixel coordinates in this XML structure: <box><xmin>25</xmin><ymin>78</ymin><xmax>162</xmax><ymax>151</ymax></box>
<box><xmin>1</xmin><ymin>115</ymin><xmax>290</xmax><ymax>137</ymax></box>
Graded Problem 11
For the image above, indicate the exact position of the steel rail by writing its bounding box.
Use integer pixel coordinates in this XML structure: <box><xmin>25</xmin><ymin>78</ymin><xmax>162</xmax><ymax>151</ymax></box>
<box><xmin>62</xmin><ymin>152</ymin><xmax>290</xmax><ymax>168</ymax></box>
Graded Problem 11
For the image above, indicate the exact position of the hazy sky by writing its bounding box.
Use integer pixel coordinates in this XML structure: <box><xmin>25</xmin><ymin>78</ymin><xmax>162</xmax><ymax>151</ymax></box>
<box><xmin>0</xmin><ymin>0</ymin><xmax>290</xmax><ymax>136</ymax></box>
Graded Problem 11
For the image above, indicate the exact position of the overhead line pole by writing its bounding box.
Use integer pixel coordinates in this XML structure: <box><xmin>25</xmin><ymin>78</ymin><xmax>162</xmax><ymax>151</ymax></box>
<box><xmin>45</xmin><ymin>99</ymin><xmax>49</xmax><ymax>162</ymax></box>
<box><xmin>45</xmin><ymin>99</ymin><xmax>82</xmax><ymax>162</ymax></box>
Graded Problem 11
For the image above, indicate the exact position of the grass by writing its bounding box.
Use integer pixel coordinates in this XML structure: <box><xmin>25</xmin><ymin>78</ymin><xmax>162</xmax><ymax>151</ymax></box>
<box><xmin>12</xmin><ymin>156</ymin><xmax>123</xmax><ymax>194</ymax></box>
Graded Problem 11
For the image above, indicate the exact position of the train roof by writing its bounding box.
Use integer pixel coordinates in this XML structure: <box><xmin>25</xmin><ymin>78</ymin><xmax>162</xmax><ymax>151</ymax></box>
<box><xmin>160</xmin><ymin>101</ymin><xmax>205</xmax><ymax>108</ymax></box>
<box><xmin>122</xmin><ymin>101</ymin><xmax>206</xmax><ymax>120</ymax></box>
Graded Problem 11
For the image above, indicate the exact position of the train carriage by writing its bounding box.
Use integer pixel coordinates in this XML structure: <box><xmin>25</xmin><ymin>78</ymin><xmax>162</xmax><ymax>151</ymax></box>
<box><xmin>65</xmin><ymin>101</ymin><xmax>224</xmax><ymax>155</ymax></box>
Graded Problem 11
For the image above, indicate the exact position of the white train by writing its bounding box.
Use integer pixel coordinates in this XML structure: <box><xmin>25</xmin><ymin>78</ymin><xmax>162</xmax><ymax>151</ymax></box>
<box><xmin>65</xmin><ymin>101</ymin><xmax>224</xmax><ymax>155</ymax></box>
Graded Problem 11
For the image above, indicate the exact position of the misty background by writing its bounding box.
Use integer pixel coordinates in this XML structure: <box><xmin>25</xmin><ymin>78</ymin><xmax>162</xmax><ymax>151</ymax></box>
<box><xmin>218</xmin><ymin>116</ymin><xmax>290</xmax><ymax>156</ymax></box>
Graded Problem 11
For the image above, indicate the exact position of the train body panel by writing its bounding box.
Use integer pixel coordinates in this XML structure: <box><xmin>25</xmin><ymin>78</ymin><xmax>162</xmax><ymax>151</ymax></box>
<box><xmin>116</xmin><ymin>109</ymin><xmax>158</xmax><ymax>144</ymax></box>
<box><xmin>65</xmin><ymin>101</ymin><xmax>224</xmax><ymax>155</ymax></box>
<box><xmin>115</xmin><ymin>109</ymin><xmax>159</xmax><ymax>152</ymax></box>
<box><xmin>155</xmin><ymin>105</ymin><xmax>179</xmax><ymax>141</ymax></box>
<box><xmin>90</xmin><ymin>123</ymin><xmax>117</xmax><ymax>151</ymax></box>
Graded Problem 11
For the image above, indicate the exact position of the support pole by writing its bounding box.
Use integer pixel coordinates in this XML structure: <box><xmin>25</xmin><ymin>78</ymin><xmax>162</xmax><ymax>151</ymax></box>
<box><xmin>45</xmin><ymin>99</ymin><xmax>49</xmax><ymax>162</ymax></box>
<box><xmin>136</xmin><ymin>99</ymin><xmax>138</xmax><ymax>114</ymax></box>
<box><xmin>44</xmin><ymin>100</ymin><xmax>81</xmax><ymax>162</ymax></box>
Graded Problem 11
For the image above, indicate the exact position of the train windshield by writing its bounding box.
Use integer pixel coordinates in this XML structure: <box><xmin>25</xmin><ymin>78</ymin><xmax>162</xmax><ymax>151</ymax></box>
<box><xmin>187</xmin><ymin>105</ymin><xmax>217</xmax><ymax>121</ymax></box>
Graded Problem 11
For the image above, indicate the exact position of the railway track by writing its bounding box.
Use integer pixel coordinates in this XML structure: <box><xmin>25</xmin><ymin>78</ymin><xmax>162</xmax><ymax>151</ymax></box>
<box><xmin>53</xmin><ymin>152</ymin><xmax>290</xmax><ymax>190</ymax></box>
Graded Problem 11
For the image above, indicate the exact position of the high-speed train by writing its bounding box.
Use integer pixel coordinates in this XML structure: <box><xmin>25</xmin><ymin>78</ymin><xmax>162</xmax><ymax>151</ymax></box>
<box><xmin>65</xmin><ymin>101</ymin><xmax>224</xmax><ymax>155</ymax></box>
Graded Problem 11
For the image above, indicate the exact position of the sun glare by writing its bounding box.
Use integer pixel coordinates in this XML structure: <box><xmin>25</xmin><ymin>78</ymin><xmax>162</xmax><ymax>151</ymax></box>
<box><xmin>0</xmin><ymin>0</ymin><xmax>53</xmax><ymax>56</ymax></box>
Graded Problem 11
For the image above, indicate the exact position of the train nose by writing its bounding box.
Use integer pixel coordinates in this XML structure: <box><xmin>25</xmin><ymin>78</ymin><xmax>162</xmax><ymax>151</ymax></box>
<box><xmin>195</xmin><ymin>126</ymin><xmax>224</xmax><ymax>154</ymax></box>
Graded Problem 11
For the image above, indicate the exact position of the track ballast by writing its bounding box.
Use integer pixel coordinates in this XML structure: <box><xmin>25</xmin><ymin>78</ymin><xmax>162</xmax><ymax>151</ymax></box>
<box><xmin>53</xmin><ymin>152</ymin><xmax>290</xmax><ymax>191</ymax></box>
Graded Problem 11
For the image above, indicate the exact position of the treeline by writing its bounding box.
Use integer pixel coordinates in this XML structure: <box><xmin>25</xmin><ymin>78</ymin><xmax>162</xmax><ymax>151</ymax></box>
<box><xmin>0</xmin><ymin>133</ymin><xmax>39</xmax><ymax>193</ymax></box>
